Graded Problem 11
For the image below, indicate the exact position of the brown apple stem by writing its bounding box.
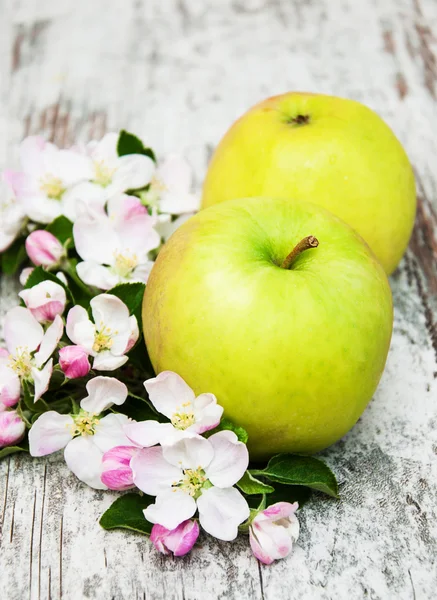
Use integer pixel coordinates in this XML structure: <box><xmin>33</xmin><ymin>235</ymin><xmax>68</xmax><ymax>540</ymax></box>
<box><xmin>280</xmin><ymin>236</ymin><xmax>319</xmax><ymax>269</ymax></box>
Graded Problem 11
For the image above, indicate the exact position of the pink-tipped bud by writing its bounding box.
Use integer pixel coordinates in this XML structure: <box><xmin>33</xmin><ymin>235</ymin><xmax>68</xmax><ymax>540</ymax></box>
<box><xmin>101</xmin><ymin>445</ymin><xmax>138</xmax><ymax>490</ymax></box>
<box><xmin>19</xmin><ymin>280</ymin><xmax>67</xmax><ymax>323</ymax></box>
<box><xmin>25</xmin><ymin>230</ymin><xmax>65</xmax><ymax>267</ymax></box>
<box><xmin>0</xmin><ymin>349</ymin><xmax>20</xmax><ymax>408</ymax></box>
<box><xmin>59</xmin><ymin>345</ymin><xmax>90</xmax><ymax>379</ymax></box>
<box><xmin>0</xmin><ymin>410</ymin><xmax>26</xmax><ymax>448</ymax></box>
<box><xmin>249</xmin><ymin>502</ymin><xmax>300</xmax><ymax>565</ymax></box>
<box><xmin>150</xmin><ymin>520</ymin><xmax>200</xmax><ymax>557</ymax></box>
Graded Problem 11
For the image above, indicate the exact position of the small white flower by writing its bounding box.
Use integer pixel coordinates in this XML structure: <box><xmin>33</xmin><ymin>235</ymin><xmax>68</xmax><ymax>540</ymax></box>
<box><xmin>249</xmin><ymin>502</ymin><xmax>300</xmax><ymax>565</ymax></box>
<box><xmin>19</xmin><ymin>280</ymin><xmax>67</xmax><ymax>323</ymax></box>
<box><xmin>29</xmin><ymin>376</ymin><xmax>132</xmax><ymax>488</ymax></box>
<box><xmin>73</xmin><ymin>194</ymin><xmax>160</xmax><ymax>289</ymax></box>
<box><xmin>0</xmin><ymin>171</ymin><xmax>26</xmax><ymax>252</ymax></box>
<box><xmin>3</xmin><ymin>308</ymin><xmax>64</xmax><ymax>402</ymax></box>
<box><xmin>131</xmin><ymin>430</ymin><xmax>249</xmax><ymax>541</ymax></box>
<box><xmin>66</xmin><ymin>293</ymin><xmax>138</xmax><ymax>371</ymax></box>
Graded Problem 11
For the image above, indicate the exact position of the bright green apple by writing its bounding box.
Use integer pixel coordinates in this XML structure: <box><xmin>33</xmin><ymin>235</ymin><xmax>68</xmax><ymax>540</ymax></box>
<box><xmin>202</xmin><ymin>92</ymin><xmax>416</xmax><ymax>275</ymax></box>
<box><xmin>143</xmin><ymin>198</ymin><xmax>393</xmax><ymax>458</ymax></box>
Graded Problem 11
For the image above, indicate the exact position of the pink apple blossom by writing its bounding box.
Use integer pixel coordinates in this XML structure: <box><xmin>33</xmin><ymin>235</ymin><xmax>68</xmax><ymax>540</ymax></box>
<box><xmin>150</xmin><ymin>520</ymin><xmax>200</xmax><ymax>557</ymax></box>
<box><xmin>25</xmin><ymin>230</ymin><xmax>65</xmax><ymax>267</ymax></box>
<box><xmin>249</xmin><ymin>502</ymin><xmax>300</xmax><ymax>565</ymax></box>
<box><xmin>59</xmin><ymin>345</ymin><xmax>90</xmax><ymax>379</ymax></box>
<box><xmin>101</xmin><ymin>445</ymin><xmax>139</xmax><ymax>490</ymax></box>
<box><xmin>0</xmin><ymin>348</ymin><xmax>20</xmax><ymax>408</ymax></box>
<box><xmin>19</xmin><ymin>280</ymin><xmax>66</xmax><ymax>323</ymax></box>
<box><xmin>0</xmin><ymin>410</ymin><xmax>26</xmax><ymax>448</ymax></box>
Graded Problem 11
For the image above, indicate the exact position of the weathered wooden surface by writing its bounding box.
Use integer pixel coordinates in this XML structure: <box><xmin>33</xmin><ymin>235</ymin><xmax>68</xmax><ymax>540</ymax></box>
<box><xmin>1</xmin><ymin>0</ymin><xmax>437</xmax><ymax>598</ymax></box>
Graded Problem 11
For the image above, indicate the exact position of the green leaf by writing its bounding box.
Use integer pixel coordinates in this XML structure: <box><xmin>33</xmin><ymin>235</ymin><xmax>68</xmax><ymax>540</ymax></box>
<box><xmin>254</xmin><ymin>454</ymin><xmax>339</xmax><ymax>498</ymax></box>
<box><xmin>117</xmin><ymin>130</ymin><xmax>156</xmax><ymax>163</ymax></box>
<box><xmin>1</xmin><ymin>236</ymin><xmax>27</xmax><ymax>275</ymax></box>
<box><xmin>45</xmin><ymin>216</ymin><xmax>74</xmax><ymax>247</ymax></box>
<box><xmin>0</xmin><ymin>445</ymin><xmax>28</xmax><ymax>460</ymax></box>
<box><xmin>107</xmin><ymin>282</ymin><xmax>145</xmax><ymax>324</ymax></box>
<box><xmin>214</xmin><ymin>418</ymin><xmax>248</xmax><ymax>444</ymax></box>
<box><xmin>25</xmin><ymin>266</ymin><xmax>74</xmax><ymax>304</ymax></box>
<box><xmin>264</xmin><ymin>482</ymin><xmax>312</xmax><ymax>509</ymax></box>
<box><xmin>237</xmin><ymin>471</ymin><xmax>274</xmax><ymax>495</ymax></box>
<box><xmin>100</xmin><ymin>493</ymin><xmax>154</xmax><ymax>535</ymax></box>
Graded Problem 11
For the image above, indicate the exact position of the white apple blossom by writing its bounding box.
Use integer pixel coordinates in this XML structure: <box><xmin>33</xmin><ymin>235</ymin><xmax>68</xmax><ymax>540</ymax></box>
<box><xmin>0</xmin><ymin>348</ymin><xmax>20</xmax><ymax>409</ymax></box>
<box><xmin>0</xmin><ymin>172</ymin><xmax>25</xmax><ymax>252</ymax></box>
<box><xmin>9</xmin><ymin>136</ymin><xmax>94</xmax><ymax>224</ymax></box>
<box><xmin>131</xmin><ymin>430</ymin><xmax>249</xmax><ymax>541</ymax></box>
<box><xmin>66</xmin><ymin>293</ymin><xmax>139</xmax><ymax>371</ymax></box>
<box><xmin>73</xmin><ymin>194</ymin><xmax>160</xmax><ymax>289</ymax></box>
<box><xmin>29</xmin><ymin>376</ymin><xmax>133</xmax><ymax>489</ymax></box>
<box><xmin>3</xmin><ymin>308</ymin><xmax>64</xmax><ymax>402</ymax></box>
<box><xmin>19</xmin><ymin>280</ymin><xmax>67</xmax><ymax>323</ymax></box>
<box><xmin>249</xmin><ymin>502</ymin><xmax>300</xmax><ymax>565</ymax></box>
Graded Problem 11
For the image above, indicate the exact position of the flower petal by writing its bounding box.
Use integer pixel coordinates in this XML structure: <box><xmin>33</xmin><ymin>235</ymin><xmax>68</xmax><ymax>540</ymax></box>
<box><xmin>124</xmin><ymin>420</ymin><xmax>175</xmax><ymax>448</ymax></box>
<box><xmin>114</xmin><ymin>154</ymin><xmax>155</xmax><ymax>191</ymax></box>
<box><xmin>4</xmin><ymin>306</ymin><xmax>44</xmax><ymax>353</ymax></box>
<box><xmin>73</xmin><ymin>213</ymin><xmax>119</xmax><ymax>264</ymax></box>
<box><xmin>34</xmin><ymin>315</ymin><xmax>64</xmax><ymax>367</ymax></box>
<box><xmin>130</xmin><ymin>446</ymin><xmax>182</xmax><ymax>495</ymax></box>
<box><xmin>32</xmin><ymin>359</ymin><xmax>53</xmax><ymax>402</ymax></box>
<box><xmin>204</xmin><ymin>430</ymin><xmax>249</xmax><ymax>488</ymax></box>
<box><xmin>101</xmin><ymin>445</ymin><xmax>138</xmax><ymax>490</ymax></box>
<box><xmin>144</xmin><ymin>371</ymin><xmax>195</xmax><ymax>420</ymax></box>
<box><xmin>92</xmin><ymin>413</ymin><xmax>134</xmax><ymax>453</ymax></box>
<box><xmin>197</xmin><ymin>486</ymin><xmax>250</xmax><ymax>541</ymax></box>
<box><xmin>191</xmin><ymin>393</ymin><xmax>223</xmax><ymax>434</ymax></box>
<box><xmin>61</xmin><ymin>181</ymin><xmax>106</xmax><ymax>222</ymax></box>
<box><xmin>80</xmin><ymin>376</ymin><xmax>128</xmax><ymax>413</ymax></box>
<box><xmin>162</xmin><ymin>432</ymin><xmax>214</xmax><ymax>471</ymax></box>
<box><xmin>150</xmin><ymin>519</ymin><xmax>200</xmax><ymax>557</ymax></box>
<box><xmin>0</xmin><ymin>364</ymin><xmax>21</xmax><ymax>407</ymax></box>
<box><xmin>90</xmin><ymin>294</ymin><xmax>130</xmax><ymax>337</ymax></box>
<box><xmin>66</xmin><ymin>305</ymin><xmax>95</xmax><ymax>351</ymax></box>
<box><xmin>76</xmin><ymin>261</ymin><xmax>120</xmax><ymax>290</ymax></box>
<box><xmin>92</xmin><ymin>352</ymin><xmax>128</xmax><ymax>371</ymax></box>
<box><xmin>143</xmin><ymin>489</ymin><xmax>196</xmax><ymax>531</ymax></box>
<box><xmin>29</xmin><ymin>411</ymin><xmax>74</xmax><ymax>456</ymax></box>
<box><xmin>64</xmin><ymin>435</ymin><xmax>107</xmax><ymax>489</ymax></box>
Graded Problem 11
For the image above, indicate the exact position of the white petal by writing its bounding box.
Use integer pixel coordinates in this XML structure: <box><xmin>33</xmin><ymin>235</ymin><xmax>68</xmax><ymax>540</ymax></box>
<box><xmin>92</xmin><ymin>352</ymin><xmax>128</xmax><ymax>371</ymax></box>
<box><xmin>64</xmin><ymin>436</ymin><xmax>107</xmax><ymax>489</ymax></box>
<box><xmin>90</xmin><ymin>294</ymin><xmax>130</xmax><ymax>335</ymax></box>
<box><xmin>0</xmin><ymin>364</ymin><xmax>20</xmax><ymax>407</ymax></box>
<box><xmin>191</xmin><ymin>393</ymin><xmax>223</xmax><ymax>434</ymax></box>
<box><xmin>162</xmin><ymin>432</ymin><xmax>214</xmax><ymax>471</ymax></box>
<box><xmin>143</xmin><ymin>489</ymin><xmax>197</xmax><ymax>531</ymax></box>
<box><xmin>125</xmin><ymin>315</ymin><xmax>139</xmax><ymax>352</ymax></box>
<box><xmin>62</xmin><ymin>181</ymin><xmax>107</xmax><ymax>222</ymax></box>
<box><xmin>32</xmin><ymin>359</ymin><xmax>53</xmax><ymax>402</ymax></box>
<box><xmin>197</xmin><ymin>486</ymin><xmax>250</xmax><ymax>541</ymax></box>
<box><xmin>34</xmin><ymin>315</ymin><xmax>64</xmax><ymax>367</ymax></box>
<box><xmin>114</xmin><ymin>154</ymin><xmax>155</xmax><ymax>191</ymax></box>
<box><xmin>144</xmin><ymin>371</ymin><xmax>195</xmax><ymax>419</ymax></box>
<box><xmin>130</xmin><ymin>446</ymin><xmax>182</xmax><ymax>495</ymax></box>
<box><xmin>205</xmin><ymin>430</ymin><xmax>249</xmax><ymax>488</ymax></box>
<box><xmin>92</xmin><ymin>413</ymin><xmax>133</xmax><ymax>453</ymax></box>
<box><xmin>29</xmin><ymin>411</ymin><xmax>74</xmax><ymax>456</ymax></box>
<box><xmin>158</xmin><ymin>154</ymin><xmax>192</xmax><ymax>192</ymax></box>
<box><xmin>54</xmin><ymin>149</ymin><xmax>94</xmax><ymax>185</ymax></box>
<box><xmin>115</xmin><ymin>213</ymin><xmax>161</xmax><ymax>255</ymax></box>
<box><xmin>66</xmin><ymin>305</ymin><xmax>95</xmax><ymax>351</ymax></box>
<box><xmin>159</xmin><ymin>192</ymin><xmax>200</xmax><ymax>215</ymax></box>
<box><xmin>130</xmin><ymin>261</ymin><xmax>155</xmax><ymax>284</ymax></box>
<box><xmin>20</xmin><ymin>136</ymin><xmax>46</xmax><ymax>175</ymax></box>
<box><xmin>23</xmin><ymin>195</ymin><xmax>63</xmax><ymax>224</ymax></box>
<box><xmin>156</xmin><ymin>213</ymin><xmax>193</xmax><ymax>242</ymax></box>
<box><xmin>73</xmin><ymin>214</ymin><xmax>119</xmax><ymax>263</ymax></box>
<box><xmin>89</xmin><ymin>133</ymin><xmax>119</xmax><ymax>163</ymax></box>
<box><xmin>80</xmin><ymin>376</ymin><xmax>127</xmax><ymax>413</ymax></box>
<box><xmin>76</xmin><ymin>261</ymin><xmax>119</xmax><ymax>290</ymax></box>
<box><xmin>4</xmin><ymin>306</ymin><xmax>44</xmax><ymax>353</ymax></box>
<box><xmin>125</xmin><ymin>421</ymin><xmax>175</xmax><ymax>447</ymax></box>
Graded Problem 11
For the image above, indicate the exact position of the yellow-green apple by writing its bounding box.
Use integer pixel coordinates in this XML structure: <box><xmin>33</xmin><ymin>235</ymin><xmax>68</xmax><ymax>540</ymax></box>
<box><xmin>143</xmin><ymin>198</ymin><xmax>393</xmax><ymax>458</ymax></box>
<box><xmin>202</xmin><ymin>93</ymin><xmax>416</xmax><ymax>274</ymax></box>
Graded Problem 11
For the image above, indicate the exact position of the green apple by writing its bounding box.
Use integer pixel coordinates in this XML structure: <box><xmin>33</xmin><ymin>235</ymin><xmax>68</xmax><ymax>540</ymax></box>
<box><xmin>202</xmin><ymin>92</ymin><xmax>416</xmax><ymax>275</ymax></box>
<box><xmin>143</xmin><ymin>198</ymin><xmax>393</xmax><ymax>458</ymax></box>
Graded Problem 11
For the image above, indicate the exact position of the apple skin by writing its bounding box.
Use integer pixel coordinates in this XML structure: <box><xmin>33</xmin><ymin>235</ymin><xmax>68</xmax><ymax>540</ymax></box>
<box><xmin>201</xmin><ymin>92</ymin><xmax>416</xmax><ymax>275</ymax></box>
<box><xmin>143</xmin><ymin>198</ymin><xmax>393</xmax><ymax>459</ymax></box>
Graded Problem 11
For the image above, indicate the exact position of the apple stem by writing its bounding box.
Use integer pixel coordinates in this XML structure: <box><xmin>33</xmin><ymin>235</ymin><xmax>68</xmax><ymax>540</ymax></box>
<box><xmin>281</xmin><ymin>236</ymin><xmax>319</xmax><ymax>269</ymax></box>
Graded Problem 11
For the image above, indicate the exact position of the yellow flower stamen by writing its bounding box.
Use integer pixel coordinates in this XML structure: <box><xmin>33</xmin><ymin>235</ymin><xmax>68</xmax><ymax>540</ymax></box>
<box><xmin>70</xmin><ymin>412</ymin><xmax>100</xmax><ymax>436</ymax></box>
<box><xmin>171</xmin><ymin>401</ymin><xmax>196</xmax><ymax>430</ymax></box>
<box><xmin>174</xmin><ymin>467</ymin><xmax>207</xmax><ymax>497</ymax></box>
<box><xmin>93</xmin><ymin>160</ymin><xmax>116</xmax><ymax>187</ymax></box>
<box><xmin>8</xmin><ymin>347</ymin><xmax>33</xmax><ymax>379</ymax></box>
<box><xmin>113</xmin><ymin>251</ymin><xmax>139</xmax><ymax>278</ymax></box>
<box><xmin>39</xmin><ymin>174</ymin><xmax>65</xmax><ymax>200</ymax></box>
<box><xmin>92</xmin><ymin>325</ymin><xmax>114</xmax><ymax>353</ymax></box>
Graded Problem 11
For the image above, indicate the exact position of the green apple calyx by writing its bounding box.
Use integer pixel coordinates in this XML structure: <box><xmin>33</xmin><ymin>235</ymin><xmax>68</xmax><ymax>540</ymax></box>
<box><xmin>280</xmin><ymin>235</ymin><xmax>319</xmax><ymax>270</ymax></box>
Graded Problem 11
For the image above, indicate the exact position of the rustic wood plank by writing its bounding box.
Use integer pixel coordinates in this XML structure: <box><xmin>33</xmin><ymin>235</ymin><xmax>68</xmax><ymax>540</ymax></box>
<box><xmin>1</xmin><ymin>0</ymin><xmax>437</xmax><ymax>598</ymax></box>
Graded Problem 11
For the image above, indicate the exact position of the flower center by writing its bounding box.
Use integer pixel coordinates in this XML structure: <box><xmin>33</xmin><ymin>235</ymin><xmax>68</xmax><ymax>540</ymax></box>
<box><xmin>70</xmin><ymin>412</ymin><xmax>100</xmax><ymax>436</ymax></box>
<box><xmin>150</xmin><ymin>175</ymin><xmax>167</xmax><ymax>193</ymax></box>
<box><xmin>8</xmin><ymin>347</ymin><xmax>33</xmax><ymax>379</ymax></box>
<box><xmin>92</xmin><ymin>324</ymin><xmax>114</xmax><ymax>353</ymax></box>
<box><xmin>174</xmin><ymin>467</ymin><xmax>207</xmax><ymax>497</ymax></box>
<box><xmin>39</xmin><ymin>174</ymin><xmax>65</xmax><ymax>200</ymax></box>
<box><xmin>93</xmin><ymin>160</ymin><xmax>116</xmax><ymax>187</ymax></box>
<box><xmin>171</xmin><ymin>402</ymin><xmax>196</xmax><ymax>430</ymax></box>
<box><xmin>113</xmin><ymin>251</ymin><xmax>139</xmax><ymax>278</ymax></box>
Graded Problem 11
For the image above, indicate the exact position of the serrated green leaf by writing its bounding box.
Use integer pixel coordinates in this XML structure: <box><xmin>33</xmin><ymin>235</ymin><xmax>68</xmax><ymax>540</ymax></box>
<box><xmin>254</xmin><ymin>454</ymin><xmax>339</xmax><ymax>498</ymax></box>
<box><xmin>25</xmin><ymin>266</ymin><xmax>75</xmax><ymax>305</ymax></box>
<box><xmin>45</xmin><ymin>216</ymin><xmax>74</xmax><ymax>247</ymax></box>
<box><xmin>237</xmin><ymin>471</ymin><xmax>274</xmax><ymax>495</ymax></box>
<box><xmin>1</xmin><ymin>236</ymin><xmax>27</xmax><ymax>275</ymax></box>
<box><xmin>214</xmin><ymin>418</ymin><xmax>248</xmax><ymax>444</ymax></box>
<box><xmin>0</xmin><ymin>445</ymin><xmax>28</xmax><ymax>460</ymax></box>
<box><xmin>100</xmin><ymin>493</ymin><xmax>154</xmax><ymax>535</ymax></box>
<box><xmin>117</xmin><ymin>130</ymin><xmax>156</xmax><ymax>163</ymax></box>
<box><xmin>107</xmin><ymin>282</ymin><xmax>145</xmax><ymax>324</ymax></box>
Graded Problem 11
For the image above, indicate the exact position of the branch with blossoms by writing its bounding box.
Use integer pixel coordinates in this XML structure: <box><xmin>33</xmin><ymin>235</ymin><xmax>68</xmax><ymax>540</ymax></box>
<box><xmin>0</xmin><ymin>131</ymin><xmax>339</xmax><ymax>565</ymax></box>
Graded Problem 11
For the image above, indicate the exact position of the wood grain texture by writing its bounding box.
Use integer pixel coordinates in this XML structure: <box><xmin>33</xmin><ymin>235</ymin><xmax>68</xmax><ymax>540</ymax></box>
<box><xmin>1</xmin><ymin>0</ymin><xmax>437</xmax><ymax>598</ymax></box>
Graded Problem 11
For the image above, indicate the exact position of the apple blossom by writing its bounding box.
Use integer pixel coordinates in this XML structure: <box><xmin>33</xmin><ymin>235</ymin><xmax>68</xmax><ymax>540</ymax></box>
<box><xmin>0</xmin><ymin>410</ymin><xmax>26</xmax><ymax>448</ymax></box>
<box><xmin>66</xmin><ymin>293</ymin><xmax>139</xmax><ymax>371</ymax></box>
<box><xmin>9</xmin><ymin>136</ymin><xmax>94</xmax><ymax>224</ymax></box>
<box><xmin>25</xmin><ymin>230</ymin><xmax>65</xmax><ymax>267</ymax></box>
<box><xmin>150</xmin><ymin>520</ymin><xmax>200</xmax><ymax>557</ymax></box>
<box><xmin>19</xmin><ymin>267</ymin><xmax>34</xmax><ymax>286</ymax></box>
<box><xmin>3</xmin><ymin>308</ymin><xmax>64</xmax><ymax>402</ymax></box>
<box><xmin>0</xmin><ymin>172</ymin><xmax>25</xmax><ymax>252</ymax></box>
<box><xmin>19</xmin><ymin>280</ymin><xmax>66</xmax><ymax>323</ymax></box>
<box><xmin>29</xmin><ymin>376</ymin><xmax>133</xmax><ymax>488</ymax></box>
<box><xmin>0</xmin><ymin>348</ymin><xmax>20</xmax><ymax>408</ymax></box>
<box><xmin>73</xmin><ymin>194</ymin><xmax>160</xmax><ymax>289</ymax></box>
<box><xmin>131</xmin><ymin>430</ymin><xmax>250</xmax><ymax>540</ymax></box>
<box><xmin>101</xmin><ymin>445</ymin><xmax>139</xmax><ymax>490</ymax></box>
<box><xmin>144</xmin><ymin>371</ymin><xmax>223</xmax><ymax>434</ymax></box>
<box><xmin>249</xmin><ymin>502</ymin><xmax>300</xmax><ymax>565</ymax></box>
<box><xmin>59</xmin><ymin>345</ymin><xmax>90</xmax><ymax>379</ymax></box>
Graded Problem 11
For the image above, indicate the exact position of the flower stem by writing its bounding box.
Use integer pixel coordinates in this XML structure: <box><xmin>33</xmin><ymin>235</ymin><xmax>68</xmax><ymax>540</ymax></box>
<box><xmin>280</xmin><ymin>236</ymin><xmax>319</xmax><ymax>270</ymax></box>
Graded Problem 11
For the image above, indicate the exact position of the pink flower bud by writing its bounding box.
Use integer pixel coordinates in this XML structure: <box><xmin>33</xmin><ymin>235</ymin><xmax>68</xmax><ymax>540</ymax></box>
<box><xmin>0</xmin><ymin>410</ymin><xmax>26</xmax><ymax>448</ymax></box>
<box><xmin>101</xmin><ymin>445</ymin><xmax>138</xmax><ymax>490</ymax></box>
<box><xmin>59</xmin><ymin>345</ymin><xmax>90</xmax><ymax>379</ymax></box>
<box><xmin>249</xmin><ymin>502</ymin><xmax>299</xmax><ymax>565</ymax></box>
<box><xmin>25</xmin><ymin>230</ymin><xmax>65</xmax><ymax>267</ymax></box>
<box><xmin>150</xmin><ymin>520</ymin><xmax>200</xmax><ymax>557</ymax></box>
<box><xmin>19</xmin><ymin>280</ymin><xmax>67</xmax><ymax>323</ymax></box>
